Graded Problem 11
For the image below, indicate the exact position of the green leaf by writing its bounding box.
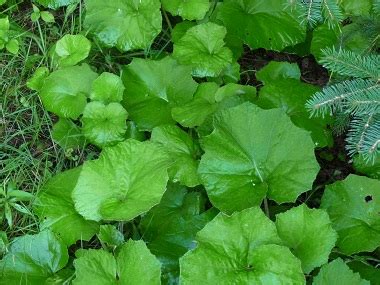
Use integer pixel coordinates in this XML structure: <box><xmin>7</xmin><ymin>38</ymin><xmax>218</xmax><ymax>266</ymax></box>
<box><xmin>90</xmin><ymin>72</ymin><xmax>125</xmax><ymax>104</ymax></box>
<box><xmin>140</xmin><ymin>184</ymin><xmax>217</xmax><ymax>283</ymax></box>
<box><xmin>180</xmin><ymin>207</ymin><xmax>305</xmax><ymax>284</ymax></box>
<box><xmin>81</xmin><ymin>102</ymin><xmax>128</xmax><ymax>148</ymax></box>
<box><xmin>122</xmin><ymin>56</ymin><xmax>198</xmax><ymax>130</ymax></box>
<box><xmin>34</xmin><ymin>0</ymin><xmax>79</xmax><ymax>9</ymax></box>
<box><xmin>54</xmin><ymin>34</ymin><xmax>91</xmax><ymax>67</ymax></box>
<box><xmin>151</xmin><ymin>125</ymin><xmax>200</xmax><ymax>187</ymax></box>
<box><xmin>216</xmin><ymin>0</ymin><xmax>306</xmax><ymax>51</ymax></box>
<box><xmin>255</xmin><ymin>61</ymin><xmax>333</xmax><ymax>147</ymax></box>
<box><xmin>73</xmin><ymin>240</ymin><xmax>161</xmax><ymax>284</ymax></box>
<box><xmin>84</xmin><ymin>0</ymin><xmax>162</xmax><ymax>51</ymax></box>
<box><xmin>5</xmin><ymin>38</ymin><xmax>19</xmax><ymax>54</ymax></box>
<box><xmin>40</xmin><ymin>11</ymin><xmax>55</xmax><ymax>23</ymax></box>
<box><xmin>199</xmin><ymin>102</ymin><xmax>320</xmax><ymax>213</ymax></box>
<box><xmin>39</xmin><ymin>64</ymin><xmax>98</xmax><ymax>119</ymax></box>
<box><xmin>34</xmin><ymin>167</ymin><xmax>99</xmax><ymax>246</ymax></box>
<box><xmin>340</xmin><ymin>0</ymin><xmax>373</xmax><ymax>16</ymax></box>
<box><xmin>313</xmin><ymin>258</ymin><xmax>370</xmax><ymax>285</ymax></box>
<box><xmin>172</xmin><ymin>82</ymin><xmax>256</xmax><ymax>129</ymax></box>
<box><xmin>97</xmin><ymin>225</ymin><xmax>124</xmax><ymax>248</ymax></box>
<box><xmin>321</xmin><ymin>174</ymin><xmax>380</xmax><ymax>255</ymax></box>
<box><xmin>348</xmin><ymin>261</ymin><xmax>380</xmax><ymax>285</ymax></box>
<box><xmin>0</xmin><ymin>230</ymin><xmax>68</xmax><ymax>283</ymax></box>
<box><xmin>353</xmin><ymin>155</ymin><xmax>380</xmax><ymax>179</ymax></box>
<box><xmin>8</xmin><ymin>190</ymin><xmax>34</xmax><ymax>201</ymax></box>
<box><xmin>162</xmin><ymin>0</ymin><xmax>210</xmax><ymax>20</ymax></box>
<box><xmin>171</xmin><ymin>21</ymin><xmax>196</xmax><ymax>44</ymax></box>
<box><xmin>72</xmin><ymin>139</ymin><xmax>170</xmax><ymax>221</ymax></box>
<box><xmin>275</xmin><ymin>204</ymin><xmax>337</xmax><ymax>273</ymax></box>
<box><xmin>173</xmin><ymin>22</ymin><xmax>233</xmax><ymax>77</ymax></box>
<box><xmin>26</xmin><ymin>66</ymin><xmax>49</xmax><ymax>91</ymax></box>
<box><xmin>52</xmin><ymin>118</ymin><xmax>87</xmax><ymax>149</ymax></box>
<box><xmin>0</xmin><ymin>231</ymin><xmax>8</xmax><ymax>256</ymax></box>
<box><xmin>310</xmin><ymin>23</ymin><xmax>340</xmax><ymax>60</ymax></box>
<box><xmin>31</xmin><ymin>11</ymin><xmax>41</xmax><ymax>22</ymax></box>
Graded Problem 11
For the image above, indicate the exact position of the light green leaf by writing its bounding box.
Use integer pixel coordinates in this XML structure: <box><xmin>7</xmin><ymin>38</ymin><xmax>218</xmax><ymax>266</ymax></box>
<box><xmin>26</xmin><ymin>66</ymin><xmax>49</xmax><ymax>91</ymax></box>
<box><xmin>73</xmin><ymin>240</ymin><xmax>160</xmax><ymax>285</ymax></box>
<box><xmin>151</xmin><ymin>125</ymin><xmax>200</xmax><ymax>187</ymax></box>
<box><xmin>84</xmin><ymin>0</ymin><xmax>162</xmax><ymax>51</ymax></box>
<box><xmin>172</xmin><ymin>82</ymin><xmax>256</xmax><ymax>129</ymax></box>
<box><xmin>5</xmin><ymin>38</ymin><xmax>19</xmax><ymax>54</ymax></box>
<box><xmin>313</xmin><ymin>258</ymin><xmax>370</xmax><ymax>285</ymax></box>
<box><xmin>275</xmin><ymin>204</ymin><xmax>337</xmax><ymax>273</ymax></box>
<box><xmin>310</xmin><ymin>23</ymin><xmax>340</xmax><ymax>60</ymax></box>
<box><xmin>31</xmin><ymin>11</ymin><xmax>41</xmax><ymax>22</ymax></box>
<box><xmin>173</xmin><ymin>22</ymin><xmax>233</xmax><ymax>77</ymax></box>
<box><xmin>255</xmin><ymin>61</ymin><xmax>333</xmax><ymax>147</ymax></box>
<box><xmin>122</xmin><ymin>56</ymin><xmax>197</xmax><ymax>130</ymax></box>
<box><xmin>54</xmin><ymin>34</ymin><xmax>91</xmax><ymax>67</ymax></box>
<box><xmin>40</xmin><ymin>11</ymin><xmax>55</xmax><ymax>23</ymax></box>
<box><xmin>341</xmin><ymin>0</ymin><xmax>372</xmax><ymax>16</ymax></box>
<box><xmin>162</xmin><ymin>0</ymin><xmax>210</xmax><ymax>20</ymax></box>
<box><xmin>353</xmin><ymin>155</ymin><xmax>380</xmax><ymax>179</ymax></box>
<box><xmin>321</xmin><ymin>174</ymin><xmax>380</xmax><ymax>255</ymax></box>
<box><xmin>81</xmin><ymin>102</ymin><xmax>128</xmax><ymax>148</ymax></box>
<box><xmin>72</xmin><ymin>139</ymin><xmax>170</xmax><ymax>221</ymax></box>
<box><xmin>34</xmin><ymin>0</ymin><xmax>79</xmax><ymax>9</ymax></box>
<box><xmin>140</xmin><ymin>184</ymin><xmax>217</xmax><ymax>283</ymax></box>
<box><xmin>34</xmin><ymin>168</ymin><xmax>99</xmax><ymax>246</ymax></box>
<box><xmin>198</xmin><ymin>102</ymin><xmax>319</xmax><ymax>213</ymax></box>
<box><xmin>90</xmin><ymin>72</ymin><xmax>125</xmax><ymax>104</ymax></box>
<box><xmin>0</xmin><ymin>230</ymin><xmax>68</xmax><ymax>284</ymax></box>
<box><xmin>216</xmin><ymin>0</ymin><xmax>306</xmax><ymax>51</ymax></box>
<box><xmin>171</xmin><ymin>21</ymin><xmax>196</xmax><ymax>44</ymax></box>
<box><xmin>97</xmin><ymin>225</ymin><xmax>124</xmax><ymax>248</ymax></box>
<box><xmin>0</xmin><ymin>0</ymin><xmax>6</xmax><ymax>5</ymax></box>
<box><xmin>180</xmin><ymin>207</ymin><xmax>305</xmax><ymax>284</ymax></box>
<box><xmin>39</xmin><ymin>64</ymin><xmax>98</xmax><ymax>119</ymax></box>
<box><xmin>52</xmin><ymin>118</ymin><xmax>86</xmax><ymax>149</ymax></box>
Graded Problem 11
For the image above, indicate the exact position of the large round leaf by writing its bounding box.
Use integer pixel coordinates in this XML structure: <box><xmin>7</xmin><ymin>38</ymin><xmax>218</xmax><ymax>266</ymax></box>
<box><xmin>0</xmin><ymin>230</ymin><xmax>68</xmax><ymax>284</ymax></box>
<box><xmin>198</xmin><ymin>102</ymin><xmax>320</xmax><ymax>213</ymax></box>
<box><xmin>162</xmin><ymin>0</ymin><xmax>210</xmax><ymax>20</ymax></box>
<box><xmin>72</xmin><ymin>139</ymin><xmax>170</xmax><ymax>221</ymax></box>
<box><xmin>54</xmin><ymin>34</ymin><xmax>91</xmax><ymax>67</ymax></box>
<box><xmin>216</xmin><ymin>0</ymin><xmax>306</xmax><ymax>51</ymax></box>
<box><xmin>321</xmin><ymin>174</ymin><xmax>380</xmax><ymax>254</ymax></box>
<box><xmin>90</xmin><ymin>72</ymin><xmax>125</xmax><ymax>104</ymax></box>
<box><xmin>73</xmin><ymin>240</ymin><xmax>160</xmax><ymax>285</ymax></box>
<box><xmin>84</xmin><ymin>0</ymin><xmax>162</xmax><ymax>51</ymax></box>
<box><xmin>151</xmin><ymin>125</ymin><xmax>201</xmax><ymax>187</ymax></box>
<box><xmin>52</xmin><ymin>118</ymin><xmax>86</xmax><ymax>149</ymax></box>
<box><xmin>122</xmin><ymin>56</ymin><xmax>198</xmax><ymax>130</ymax></box>
<box><xmin>140</xmin><ymin>184</ymin><xmax>217</xmax><ymax>283</ymax></box>
<box><xmin>173</xmin><ymin>22</ymin><xmax>233</xmax><ymax>77</ymax></box>
<box><xmin>39</xmin><ymin>64</ymin><xmax>98</xmax><ymax>119</ymax></box>
<box><xmin>179</xmin><ymin>207</ymin><xmax>305</xmax><ymax>284</ymax></box>
<box><xmin>34</xmin><ymin>167</ymin><xmax>99</xmax><ymax>246</ymax></box>
<box><xmin>275</xmin><ymin>204</ymin><xmax>337</xmax><ymax>273</ymax></box>
<box><xmin>81</xmin><ymin>102</ymin><xmax>128</xmax><ymax>148</ymax></box>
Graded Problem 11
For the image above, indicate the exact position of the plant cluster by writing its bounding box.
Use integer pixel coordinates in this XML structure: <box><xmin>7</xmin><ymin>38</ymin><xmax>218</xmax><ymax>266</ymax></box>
<box><xmin>1</xmin><ymin>0</ymin><xmax>380</xmax><ymax>284</ymax></box>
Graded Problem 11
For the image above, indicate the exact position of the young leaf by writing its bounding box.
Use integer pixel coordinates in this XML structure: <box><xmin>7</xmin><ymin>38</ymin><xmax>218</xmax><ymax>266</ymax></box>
<box><xmin>313</xmin><ymin>258</ymin><xmax>370</xmax><ymax>285</ymax></box>
<box><xmin>84</xmin><ymin>0</ymin><xmax>162</xmax><ymax>51</ymax></box>
<box><xmin>90</xmin><ymin>72</ymin><xmax>125</xmax><ymax>104</ymax></box>
<box><xmin>97</xmin><ymin>225</ymin><xmax>124</xmax><ymax>248</ymax></box>
<box><xmin>275</xmin><ymin>204</ymin><xmax>337</xmax><ymax>273</ymax></box>
<box><xmin>151</xmin><ymin>125</ymin><xmax>201</xmax><ymax>187</ymax></box>
<box><xmin>73</xmin><ymin>240</ymin><xmax>161</xmax><ymax>284</ymax></box>
<box><xmin>173</xmin><ymin>22</ymin><xmax>233</xmax><ymax>77</ymax></box>
<box><xmin>180</xmin><ymin>207</ymin><xmax>305</xmax><ymax>284</ymax></box>
<box><xmin>34</xmin><ymin>167</ymin><xmax>99</xmax><ymax>246</ymax></box>
<box><xmin>52</xmin><ymin>118</ymin><xmax>87</xmax><ymax>149</ymax></box>
<box><xmin>54</xmin><ymin>34</ymin><xmax>91</xmax><ymax>67</ymax></box>
<box><xmin>0</xmin><ymin>230</ymin><xmax>69</xmax><ymax>283</ymax></box>
<box><xmin>39</xmin><ymin>64</ymin><xmax>98</xmax><ymax>119</ymax></box>
<box><xmin>81</xmin><ymin>102</ymin><xmax>128</xmax><ymax>148</ymax></box>
<box><xmin>198</xmin><ymin>102</ymin><xmax>320</xmax><ymax>213</ymax></box>
<box><xmin>216</xmin><ymin>0</ymin><xmax>306</xmax><ymax>51</ymax></box>
<box><xmin>40</xmin><ymin>11</ymin><xmax>55</xmax><ymax>23</ymax></box>
<box><xmin>27</xmin><ymin>66</ymin><xmax>49</xmax><ymax>91</ymax></box>
<box><xmin>140</xmin><ymin>184</ymin><xmax>217</xmax><ymax>283</ymax></box>
<box><xmin>34</xmin><ymin>0</ymin><xmax>79</xmax><ymax>9</ymax></box>
<box><xmin>72</xmin><ymin>139</ymin><xmax>170</xmax><ymax>221</ymax></box>
<box><xmin>162</xmin><ymin>0</ymin><xmax>210</xmax><ymax>20</ymax></box>
<box><xmin>122</xmin><ymin>56</ymin><xmax>198</xmax><ymax>130</ymax></box>
<box><xmin>5</xmin><ymin>38</ymin><xmax>19</xmax><ymax>54</ymax></box>
<box><xmin>321</xmin><ymin>174</ymin><xmax>380</xmax><ymax>254</ymax></box>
